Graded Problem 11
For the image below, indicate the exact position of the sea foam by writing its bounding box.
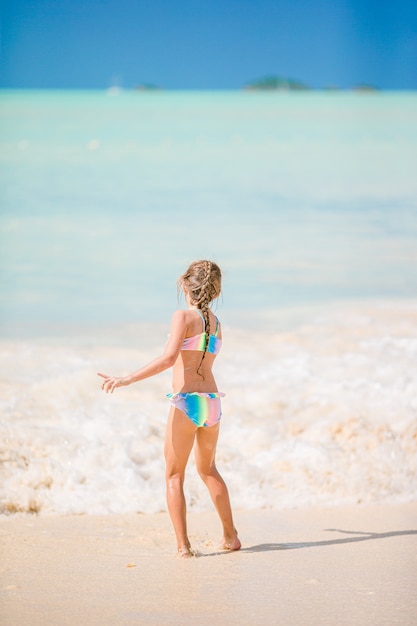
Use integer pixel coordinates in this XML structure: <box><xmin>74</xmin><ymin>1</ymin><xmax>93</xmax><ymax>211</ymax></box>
<box><xmin>1</xmin><ymin>302</ymin><xmax>416</xmax><ymax>515</ymax></box>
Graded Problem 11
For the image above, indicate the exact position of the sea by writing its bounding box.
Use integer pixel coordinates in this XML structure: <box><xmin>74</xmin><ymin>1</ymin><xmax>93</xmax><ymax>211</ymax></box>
<box><xmin>1</xmin><ymin>89</ymin><xmax>416</xmax><ymax>515</ymax></box>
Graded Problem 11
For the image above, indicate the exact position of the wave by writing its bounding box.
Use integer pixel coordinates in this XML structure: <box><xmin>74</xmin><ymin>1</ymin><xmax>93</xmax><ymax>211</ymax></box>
<box><xmin>1</xmin><ymin>302</ymin><xmax>416</xmax><ymax>515</ymax></box>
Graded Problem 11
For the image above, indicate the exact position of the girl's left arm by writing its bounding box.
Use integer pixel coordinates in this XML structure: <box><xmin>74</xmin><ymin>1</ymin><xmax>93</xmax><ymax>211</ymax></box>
<box><xmin>98</xmin><ymin>310</ymin><xmax>187</xmax><ymax>394</ymax></box>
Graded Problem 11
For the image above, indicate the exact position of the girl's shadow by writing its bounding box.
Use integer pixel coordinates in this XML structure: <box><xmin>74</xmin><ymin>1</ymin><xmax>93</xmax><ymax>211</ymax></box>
<box><xmin>200</xmin><ymin>528</ymin><xmax>417</xmax><ymax>556</ymax></box>
<box><xmin>240</xmin><ymin>528</ymin><xmax>417</xmax><ymax>552</ymax></box>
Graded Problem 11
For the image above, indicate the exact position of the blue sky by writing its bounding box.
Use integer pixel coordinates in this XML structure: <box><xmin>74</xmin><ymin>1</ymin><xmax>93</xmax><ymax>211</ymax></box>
<box><xmin>1</xmin><ymin>0</ymin><xmax>416</xmax><ymax>89</ymax></box>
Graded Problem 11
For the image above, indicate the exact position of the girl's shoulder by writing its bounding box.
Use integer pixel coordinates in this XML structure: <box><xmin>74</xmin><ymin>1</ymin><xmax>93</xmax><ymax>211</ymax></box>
<box><xmin>172</xmin><ymin>308</ymin><xmax>194</xmax><ymax>320</ymax></box>
<box><xmin>170</xmin><ymin>308</ymin><xmax>197</xmax><ymax>328</ymax></box>
<box><xmin>171</xmin><ymin>308</ymin><xmax>221</xmax><ymax>326</ymax></box>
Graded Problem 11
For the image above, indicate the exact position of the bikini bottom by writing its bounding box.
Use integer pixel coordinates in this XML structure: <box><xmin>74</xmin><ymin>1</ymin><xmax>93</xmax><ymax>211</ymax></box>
<box><xmin>167</xmin><ymin>392</ymin><xmax>225</xmax><ymax>428</ymax></box>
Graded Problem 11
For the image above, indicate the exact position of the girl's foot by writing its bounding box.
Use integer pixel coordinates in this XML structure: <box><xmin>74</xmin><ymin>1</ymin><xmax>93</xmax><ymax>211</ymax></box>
<box><xmin>222</xmin><ymin>529</ymin><xmax>241</xmax><ymax>551</ymax></box>
<box><xmin>177</xmin><ymin>546</ymin><xmax>195</xmax><ymax>559</ymax></box>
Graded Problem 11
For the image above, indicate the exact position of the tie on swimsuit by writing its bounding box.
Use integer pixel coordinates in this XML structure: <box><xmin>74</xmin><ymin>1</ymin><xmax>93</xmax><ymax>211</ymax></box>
<box><xmin>167</xmin><ymin>310</ymin><xmax>224</xmax><ymax>427</ymax></box>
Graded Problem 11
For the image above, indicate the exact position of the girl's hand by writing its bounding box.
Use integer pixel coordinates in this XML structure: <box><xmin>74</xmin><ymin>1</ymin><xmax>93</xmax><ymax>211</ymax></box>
<box><xmin>97</xmin><ymin>372</ymin><xmax>129</xmax><ymax>394</ymax></box>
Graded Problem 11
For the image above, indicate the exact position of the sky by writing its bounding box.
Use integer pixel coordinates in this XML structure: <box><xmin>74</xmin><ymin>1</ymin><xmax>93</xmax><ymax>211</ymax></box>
<box><xmin>0</xmin><ymin>0</ymin><xmax>416</xmax><ymax>90</ymax></box>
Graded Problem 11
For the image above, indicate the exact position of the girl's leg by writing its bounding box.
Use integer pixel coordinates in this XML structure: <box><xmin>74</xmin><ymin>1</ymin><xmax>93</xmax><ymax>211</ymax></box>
<box><xmin>164</xmin><ymin>407</ymin><xmax>197</xmax><ymax>556</ymax></box>
<box><xmin>195</xmin><ymin>425</ymin><xmax>241</xmax><ymax>550</ymax></box>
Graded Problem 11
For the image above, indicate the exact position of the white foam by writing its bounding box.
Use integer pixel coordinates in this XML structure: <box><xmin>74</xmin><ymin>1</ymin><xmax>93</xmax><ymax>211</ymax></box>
<box><xmin>1</xmin><ymin>303</ymin><xmax>416</xmax><ymax>515</ymax></box>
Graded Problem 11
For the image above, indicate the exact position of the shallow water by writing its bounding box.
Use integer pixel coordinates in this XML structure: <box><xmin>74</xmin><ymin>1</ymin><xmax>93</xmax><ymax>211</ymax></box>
<box><xmin>1</xmin><ymin>91</ymin><xmax>416</xmax><ymax>514</ymax></box>
<box><xmin>1</xmin><ymin>90</ymin><xmax>417</xmax><ymax>334</ymax></box>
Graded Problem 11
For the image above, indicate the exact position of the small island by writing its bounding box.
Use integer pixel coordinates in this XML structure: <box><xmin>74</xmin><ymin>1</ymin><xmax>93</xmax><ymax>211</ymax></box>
<box><xmin>242</xmin><ymin>76</ymin><xmax>381</xmax><ymax>93</ymax></box>
<box><xmin>244</xmin><ymin>75</ymin><xmax>309</xmax><ymax>91</ymax></box>
<box><xmin>352</xmin><ymin>84</ymin><xmax>379</xmax><ymax>93</ymax></box>
<box><xmin>134</xmin><ymin>83</ymin><xmax>160</xmax><ymax>91</ymax></box>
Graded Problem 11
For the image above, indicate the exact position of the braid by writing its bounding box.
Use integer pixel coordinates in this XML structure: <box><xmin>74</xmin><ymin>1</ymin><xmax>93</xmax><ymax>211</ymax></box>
<box><xmin>196</xmin><ymin>262</ymin><xmax>212</xmax><ymax>377</ymax></box>
<box><xmin>179</xmin><ymin>259</ymin><xmax>222</xmax><ymax>378</ymax></box>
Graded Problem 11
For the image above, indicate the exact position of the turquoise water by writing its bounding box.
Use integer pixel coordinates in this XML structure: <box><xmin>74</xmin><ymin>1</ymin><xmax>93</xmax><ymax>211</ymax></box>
<box><xmin>1</xmin><ymin>90</ymin><xmax>416</xmax><ymax>336</ymax></box>
<box><xmin>1</xmin><ymin>91</ymin><xmax>417</xmax><ymax>514</ymax></box>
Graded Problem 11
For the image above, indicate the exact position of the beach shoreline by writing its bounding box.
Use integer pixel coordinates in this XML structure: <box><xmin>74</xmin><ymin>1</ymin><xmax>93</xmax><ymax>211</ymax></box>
<box><xmin>1</xmin><ymin>503</ymin><xmax>416</xmax><ymax>625</ymax></box>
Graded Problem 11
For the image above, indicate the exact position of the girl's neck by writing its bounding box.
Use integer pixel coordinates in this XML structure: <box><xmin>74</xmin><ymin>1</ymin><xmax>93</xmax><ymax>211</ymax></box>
<box><xmin>185</xmin><ymin>294</ymin><xmax>201</xmax><ymax>310</ymax></box>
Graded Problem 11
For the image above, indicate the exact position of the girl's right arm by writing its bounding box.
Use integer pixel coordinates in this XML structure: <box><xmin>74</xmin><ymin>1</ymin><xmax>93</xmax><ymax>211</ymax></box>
<box><xmin>98</xmin><ymin>310</ymin><xmax>187</xmax><ymax>393</ymax></box>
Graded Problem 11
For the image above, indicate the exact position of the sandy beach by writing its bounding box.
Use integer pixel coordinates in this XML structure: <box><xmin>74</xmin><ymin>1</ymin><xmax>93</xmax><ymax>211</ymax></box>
<box><xmin>1</xmin><ymin>503</ymin><xmax>416</xmax><ymax>625</ymax></box>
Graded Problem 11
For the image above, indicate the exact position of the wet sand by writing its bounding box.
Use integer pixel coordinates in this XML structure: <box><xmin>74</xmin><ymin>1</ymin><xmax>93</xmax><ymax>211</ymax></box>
<box><xmin>1</xmin><ymin>503</ymin><xmax>416</xmax><ymax>625</ymax></box>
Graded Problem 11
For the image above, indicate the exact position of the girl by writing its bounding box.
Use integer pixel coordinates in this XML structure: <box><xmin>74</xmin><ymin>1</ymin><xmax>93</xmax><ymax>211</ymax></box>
<box><xmin>98</xmin><ymin>260</ymin><xmax>241</xmax><ymax>558</ymax></box>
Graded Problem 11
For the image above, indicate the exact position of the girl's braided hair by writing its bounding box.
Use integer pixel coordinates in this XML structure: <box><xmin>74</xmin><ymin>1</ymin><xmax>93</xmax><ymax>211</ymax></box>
<box><xmin>179</xmin><ymin>260</ymin><xmax>222</xmax><ymax>376</ymax></box>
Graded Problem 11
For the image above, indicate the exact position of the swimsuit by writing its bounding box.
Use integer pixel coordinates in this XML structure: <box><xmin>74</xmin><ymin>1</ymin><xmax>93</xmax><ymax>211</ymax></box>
<box><xmin>167</xmin><ymin>310</ymin><xmax>224</xmax><ymax>427</ymax></box>
<box><xmin>180</xmin><ymin>309</ymin><xmax>222</xmax><ymax>354</ymax></box>
<box><xmin>167</xmin><ymin>391</ymin><xmax>225</xmax><ymax>427</ymax></box>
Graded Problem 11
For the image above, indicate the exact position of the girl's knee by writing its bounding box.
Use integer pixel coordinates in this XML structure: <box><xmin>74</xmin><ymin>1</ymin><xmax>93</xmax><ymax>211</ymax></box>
<box><xmin>197</xmin><ymin>463</ymin><xmax>218</xmax><ymax>481</ymax></box>
<box><xmin>165</xmin><ymin>466</ymin><xmax>185</xmax><ymax>484</ymax></box>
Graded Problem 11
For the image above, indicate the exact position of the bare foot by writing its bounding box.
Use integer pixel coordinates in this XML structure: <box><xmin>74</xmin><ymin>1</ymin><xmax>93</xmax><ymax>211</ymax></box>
<box><xmin>177</xmin><ymin>546</ymin><xmax>195</xmax><ymax>559</ymax></box>
<box><xmin>222</xmin><ymin>529</ymin><xmax>241</xmax><ymax>551</ymax></box>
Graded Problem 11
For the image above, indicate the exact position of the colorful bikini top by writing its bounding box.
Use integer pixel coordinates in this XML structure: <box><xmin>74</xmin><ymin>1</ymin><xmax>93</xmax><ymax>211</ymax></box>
<box><xmin>181</xmin><ymin>309</ymin><xmax>222</xmax><ymax>354</ymax></box>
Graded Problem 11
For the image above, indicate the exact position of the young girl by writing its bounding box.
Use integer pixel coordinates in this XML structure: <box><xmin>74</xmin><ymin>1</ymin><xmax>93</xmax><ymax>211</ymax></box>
<box><xmin>98</xmin><ymin>260</ymin><xmax>241</xmax><ymax>558</ymax></box>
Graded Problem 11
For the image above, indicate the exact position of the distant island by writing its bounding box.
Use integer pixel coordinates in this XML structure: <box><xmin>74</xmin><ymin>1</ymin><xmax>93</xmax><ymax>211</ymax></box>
<box><xmin>244</xmin><ymin>75</ymin><xmax>310</xmax><ymax>91</ymax></box>
<box><xmin>134</xmin><ymin>83</ymin><xmax>160</xmax><ymax>91</ymax></box>
<box><xmin>352</xmin><ymin>84</ymin><xmax>379</xmax><ymax>93</ymax></box>
<box><xmin>242</xmin><ymin>75</ymin><xmax>380</xmax><ymax>93</ymax></box>
<box><xmin>120</xmin><ymin>76</ymin><xmax>380</xmax><ymax>93</ymax></box>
